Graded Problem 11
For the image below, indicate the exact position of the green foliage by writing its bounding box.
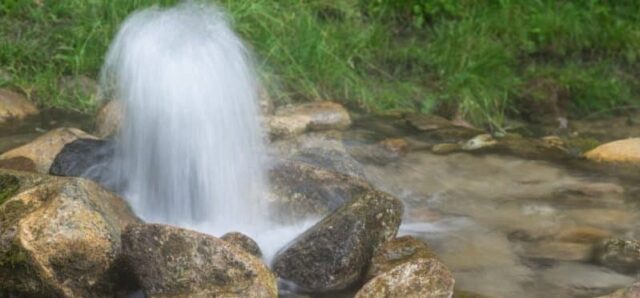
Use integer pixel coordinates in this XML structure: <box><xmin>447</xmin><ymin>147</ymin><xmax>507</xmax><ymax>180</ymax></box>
<box><xmin>1</xmin><ymin>0</ymin><xmax>639</xmax><ymax>128</ymax></box>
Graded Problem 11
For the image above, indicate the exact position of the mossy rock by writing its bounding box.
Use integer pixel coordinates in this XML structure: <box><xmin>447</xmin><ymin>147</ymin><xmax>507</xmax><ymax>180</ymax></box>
<box><xmin>0</xmin><ymin>174</ymin><xmax>20</xmax><ymax>205</ymax></box>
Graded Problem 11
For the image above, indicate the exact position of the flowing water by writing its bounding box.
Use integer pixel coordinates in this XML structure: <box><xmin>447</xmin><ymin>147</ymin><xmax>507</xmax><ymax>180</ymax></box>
<box><xmin>99</xmin><ymin>2</ymin><xmax>307</xmax><ymax>257</ymax></box>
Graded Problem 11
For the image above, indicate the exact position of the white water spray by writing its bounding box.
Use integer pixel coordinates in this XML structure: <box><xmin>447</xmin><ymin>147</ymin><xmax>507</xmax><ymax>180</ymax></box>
<box><xmin>102</xmin><ymin>3</ymin><xmax>275</xmax><ymax>241</ymax></box>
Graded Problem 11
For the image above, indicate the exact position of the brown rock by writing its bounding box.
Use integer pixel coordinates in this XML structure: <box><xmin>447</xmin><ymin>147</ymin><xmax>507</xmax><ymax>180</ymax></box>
<box><xmin>0</xmin><ymin>127</ymin><xmax>96</xmax><ymax>173</ymax></box>
<box><xmin>432</xmin><ymin>143</ymin><xmax>462</xmax><ymax>154</ymax></box>
<box><xmin>94</xmin><ymin>100</ymin><xmax>123</xmax><ymax>138</ymax></box>
<box><xmin>554</xmin><ymin>226</ymin><xmax>612</xmax><ymax>244</ymax></box>
<box><xmin>585</xmin><ymin>138</ymin><xmax>640</xmax><ymax>165</ymax></box>
<box><xmin>0</xmin><ymin>89</ymin><xmax>38</xmax><ymax>123</ymax></box>
<box><xmin>0</xmin><ymin>169</ymin><xmax>139</xmax><ymax>297</ymax></box>
<box><xmin>122</xmin><ymin>223</ymin><xmax>277</xmax><ymax>298</ymax></box>
<box><xmin>269</xmin><ymin>101</ymin><xmax>351</xmax><ymax>139</ymax></box>
<box><xmin>221</xmin><ymin>232</ymin><xmax>262</xmax><ymax>257</ymax></box>
<box><xmin>366</xmin><ymin>235</ymin><xmax>438</xmax><ymax>280</ymax></box>
<box><xmin>0</xmin><ymin>156</ymin><xmax>36</xmax><ymax>172</ymax></box>
<box><xmin>355</xmin><ymin>258</ymin><xmax>455</xmax><ymax>298</ymax></box>
<box><xmin>519</xmin><ymin>241</ymin><xmax>594</xmax><ymax>261</ymax></box>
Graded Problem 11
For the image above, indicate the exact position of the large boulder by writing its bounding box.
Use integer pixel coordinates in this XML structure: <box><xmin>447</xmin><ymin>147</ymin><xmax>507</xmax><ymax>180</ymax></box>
<box><xmin>94</xmin><ymin>100</ymin><xmax>124</xmax><ymax>138</ymax></box>
<box><xmin>0</xmin><ymin>127</ymin><xmax>96</xmax><ymax>173</ymax></box>
<box><xmin>595</xmin><ymin>239</ymin><xmax>640</xmax><ymax>273</ymax></box>
<box><xmin>268</xmin><ymin>160</ymin><xmax>372</xmax><ymax>221</ymax></box>
<box><xmin>121</xmin><ymin>223</ymin><xmax>277</xmax><ymax>298</ymax></box>
<box><xmin>0</xmin><ymin>169</ymin><xmax>139</xmax><ymax>297</ymax></box>
<box><xmin>0</xmin><ymin>89</ymin><xmax>38</xmax><ymax>123</ymax></box>
<box><xmin>268</xmin><ymin>101</ymin><xmax>351</xmax><ymax>139</ymax></box>
<box><xmin>49</xmin><ymin>138</ymin><xmax>115</xmax><ymax>186</ymax></box>
<box><xmin>355</xmin><ymin>258</ymin><xmax>455</xmax><ymax>298</ymax></box>
<box><xmin>272</xmin><ymin>190</ymin><xmax>403</xmax><ymax>292</ymax></box>
<box><xmin>585</xmin><ymin>138</ymin><xmax>640</xmax><ymax>165</ymax></box>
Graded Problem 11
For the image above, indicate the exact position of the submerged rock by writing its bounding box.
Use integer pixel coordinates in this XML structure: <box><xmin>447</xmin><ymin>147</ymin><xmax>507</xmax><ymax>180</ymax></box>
<box><xmin>268</xmin><ymin>160</ymin><xmax>372</xmax><ymax>221</ymax></box>
<box><xmin>221</xmin><ymin>232</ymin><xmax>262</xmax><ymax>257</ymax></box>
<box><xmin>349</xmin><ymin>138</ymin><xmax>409</xmax><ymax>165</ymax></box>
<box><xmin>121</xmin><ymin>223</ymin><xmax>277</xmax><ymax>298</ymax></box>
<box><xmin>518</xmin><ymin>241</ymin><xmax>594</xmax><ymax>262</ymax></box>
<box><xmin>49</xmin><ymin>138</ymin><xmax>115</xmax><ymax>185</ymax></box>
<box><xmin>0</xmin><ymin>169</ymin><xmax>139</xmax><ymax>297</ymax></box>
<box><xmin>585</xmin><ymin>138</ymin><xmax>640</xmax><ymax>165</ymax></box>
<box><xmin>0</xmin><ymin>127</ymin><xmax>96</xmax><ymax>173</ymax></box>
<box><xmin>268</xmin><ymin>101</ymin><xmax>351</xmax><ymax>139</ymax></box>
<box><xmin>355</xmin><ymin>258</ymin><xmax>455</xmax><ymax>298</ymax></box>
<box><xmin>366</xmin><ymin>235</ymin><xmax>439</xmax><ymax>280</ymax></box>
<box><xmin>0</xmin><ymin>89</ymin><xmax>38</xmax><ymax>123</ymax></box>
<box><xmin>272</xmin><ymin>190</ymin><xmax>403</xmax><ymax>292</ymax></box>
<box><xmin>595</xmin><ymin>239</ymin><xmax>640</xmax><ymax>274</ymax></box>
<box><xmin>597</xmin><ymin>280</ymin><xmax>640</xmax><ymax>298</ymax></box>
<box><xmin>94</xmin><ymin>100</ymin><xmax>124</xmax><ymax>138</ymax></box>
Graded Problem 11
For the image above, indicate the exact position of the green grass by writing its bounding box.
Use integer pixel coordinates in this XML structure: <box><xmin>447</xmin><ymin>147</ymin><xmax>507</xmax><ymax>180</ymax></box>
<box><xmin>1</xmin><ymin>0</ymin><xmax>639</xmax><ymax>129</ymax></box>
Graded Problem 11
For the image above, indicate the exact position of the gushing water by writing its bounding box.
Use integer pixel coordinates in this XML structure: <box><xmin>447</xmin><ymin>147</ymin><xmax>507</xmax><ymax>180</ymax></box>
<box><xmin>102</xmin><ymin>3</ymin><xmax>273</xmax><ymax>240</ymax></box>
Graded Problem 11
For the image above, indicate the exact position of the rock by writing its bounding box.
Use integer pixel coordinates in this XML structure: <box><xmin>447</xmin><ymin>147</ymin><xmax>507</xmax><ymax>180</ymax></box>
<box><xmin>405</xmin><ymin>113</ymin><xmax>481</xmax><ymax>142</ymax></box>
<box><xmin>0</xmin><ymin>169</ymin><xmax>139</xmax><ymax>297</ymax></box>
<box><xmin>597</xmin><ymin>280</ymin><xmax>640</xmax><ymax>298</ymax></box>
<box><xmin>518</xmin><ymin>241</ymin><xmax>594</xmax><ymax>261</ymax></box>
<box><xmin>221</xmin><ymin>232</ymin><xmax>262</xmax><ymax>257</ymax></box>
<box><xmin>49</xmin><ymin>138</ymin><xmax>115</xmax><ymax>186</ymax></box>
<box><xmin>292</xmin><ymin>146</ymin><xmax>365</xmax><ymax>178</ymax></box>
<box><xmin>585</xmin><ymin>138</ymin><xmax>640</xmax><ymax>165</ymax></box>
<box><xmin>566</xmin><ymin>209</ymin><xmax>635</xmax><ymax>231</ymax></box>
<box><xmin>0</xmin><ymin>156</ymin><xmax>36</xmax><ymax>172</ymax></box>
<box><xmin>595</xmin><ymin>239</ymin><xmax>640</xmax><ymax>273</ymax></box>
<box><xmin>432</xmin><ymin>143</ymin><xmax>462</xmax><ymax>154</ymax></box>
<box><xmin>121</xmin><ymin>223</ymin><xmax>277</xmax><ymax>298</ymax></box>
<box><xmin>259</xmin><ymin>87</ymin><xmax>274</xmax><ymax>115</ymax></box>
<box><xmin>94</xmin><ymin>100</ymin><xmax>123</xmax><ymax>138</ymax></box>
<box><xmin>366</xmin><ymin>235</ymin><xmax>438</xmax><ymax>280</ymax></box>
<box><xmin>272</xmin><ymin>190</ymin><xmax>403</xmax><ymax>292</ymax></box>
<box><xmin>0</xmin><ymin>89</ymin><xmax>38</xmax><ymax>123</ymax></box>
<box><xmin>268</xmin><ymin>101</ymin><xmax>351</xmax><ymax>139</ymax></box>
<box><xmin>355</xmin><ymin>258</ymin><xmax>455</xmax><ymax>298</ymax></box>
<box><xmin>0</xmin><ymin>128</ymin><xmax>97</xmax><ymax>173</ymax></box>
<box><xmin>553</xmin><ymin>226</ymin><xmax>612</xmax><ymax>244</ymax></box>
<box><xmin>268</xmin><ymin>160</ymin><xmax>372</xmax><ymax>221</ymax></box>
<box><xmin>349</xmin><ymin>138</ymin><xmax>410</xmax><ymax>165</ymax></box>
<box><xmin>462</xmin><ymin>134</ymin><xmax>498</xmax><ymax>151</ymax></box>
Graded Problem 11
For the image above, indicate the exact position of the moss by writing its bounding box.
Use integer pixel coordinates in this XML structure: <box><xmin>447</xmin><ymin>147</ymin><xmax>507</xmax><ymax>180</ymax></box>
<box><xmin>0</xmin><ymin>174</ymin><xmax>20</xmax><ymax>206</ymax></box>
<box><xmin>566</xmin><ymin>137</ymin><xmax>601</xmax><ymax>155</ymax></box>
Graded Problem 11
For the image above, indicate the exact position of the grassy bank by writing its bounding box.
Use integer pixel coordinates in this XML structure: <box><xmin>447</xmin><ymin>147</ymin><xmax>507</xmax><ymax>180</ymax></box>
<box><xmin>1</xmin><ymin>0</ymin><xmax>639</xmax><ymax>129</ymax></box>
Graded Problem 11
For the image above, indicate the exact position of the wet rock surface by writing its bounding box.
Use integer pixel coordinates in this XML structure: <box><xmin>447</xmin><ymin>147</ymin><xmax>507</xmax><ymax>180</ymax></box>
<box><xmin>268</xmin><ymin>160</ymin><xmax>372</xmax><ymax>220</ymax></box>
<box><xmin>349</xmin><ymin>138</ymin><xmax>409</xmax><ymax>165</ymax></box>
<box><xmin>598</xmin><ymin>280</ymin><xmax>640</xmax><ymax>298</ymax></box>
<box><xmin>221</xmin><ymin>232</ymin><xmax>263</xmax><ymax>257</ymax></box>
<box><xmin>0</xmin><ymin>89</ymin><xmax>38</xmax><ymax>124</ymax></box>
<box><xmin>272</xmin><ymin>190</ymin><xmax>403</xmax><ymax>292</ymax></box>
<box><xmin>0</xmin><ymin>127</ymin><xmax>96</xmax><ymax>173</ymax></box>
<box><xmin>121</xmin><ymin>223</ymin><xmax>277</xmax><ymax>298</ymax></box>
<box><xmin>292</xmin><ymin>146</ymin><xmax>365</xmax><ymax>178</ymax></box>
<box><xmin>49</xmin><ymin>138</ymin><xmax>115</xmax><ymax>185</ymax></box>
<box><xmin>0</xmin><ymin>169</ymin><xmax>139</xmax><ymax>297</ymax></box>
<box><xmin>0</xmin><ymin>156</ymin><xmax>36</xmax><ymax>172</ymax></box>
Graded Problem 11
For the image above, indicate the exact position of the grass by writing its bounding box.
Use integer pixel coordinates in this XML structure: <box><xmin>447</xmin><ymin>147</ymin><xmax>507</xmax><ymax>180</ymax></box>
<box><xmin>1</xmin><ymin>0</ymin><xmax>639</xmax><ymax>129</ymax></box>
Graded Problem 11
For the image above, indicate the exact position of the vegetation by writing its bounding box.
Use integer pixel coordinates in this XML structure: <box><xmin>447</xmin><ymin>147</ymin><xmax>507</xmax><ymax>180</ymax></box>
<box><xmin>1</xmin><ymin>0</ymin><xmax>639</xmax><ymax>129</ymax></box>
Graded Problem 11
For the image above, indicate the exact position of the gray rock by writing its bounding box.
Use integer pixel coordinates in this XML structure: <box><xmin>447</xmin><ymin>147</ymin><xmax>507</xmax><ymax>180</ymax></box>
<box><xmin>595</xmin><ymin>239</ymin><xmax>640</xmax><ymax>273</ymax></box>
<box><xmin>221</xmin><ymin>232</ymin><xmax>262</xmax><ymax>257</ymax></box>
<box><xmin>272</xmin><ymin>190</ymin><xmax>403</xmax><ymax>292</ymax></box>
